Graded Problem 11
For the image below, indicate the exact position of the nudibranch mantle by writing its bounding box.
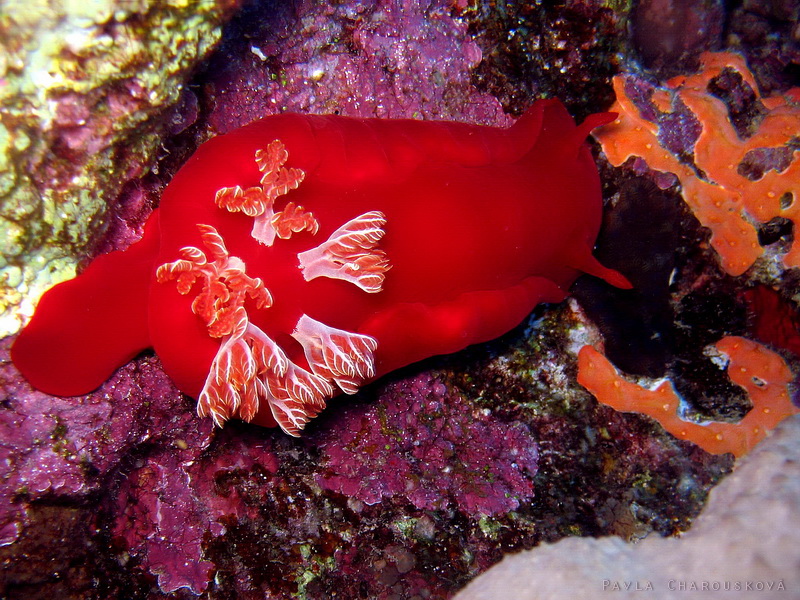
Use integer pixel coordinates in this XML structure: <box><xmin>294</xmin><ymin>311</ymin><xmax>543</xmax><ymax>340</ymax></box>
<box><xmin>12</xmin><ymin>100</ymin><xmax>629</xmax><ymax>435</ymax></box>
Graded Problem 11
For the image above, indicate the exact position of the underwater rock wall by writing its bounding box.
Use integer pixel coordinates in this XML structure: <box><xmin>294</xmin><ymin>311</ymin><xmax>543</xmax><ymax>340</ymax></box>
<box><xmin>0</xmin><ymin>0</ymin><xmax>798</xmax><ymax>598</ymax></box>
<box><xmin>0</xmin><ymin>0</ymin><xmax>239</xmax><ymax>336</ymax></box>
<box><xmin>455</xmin><ymin>414</ymin><xmax>800</xmax><ymax>600</ymax></box>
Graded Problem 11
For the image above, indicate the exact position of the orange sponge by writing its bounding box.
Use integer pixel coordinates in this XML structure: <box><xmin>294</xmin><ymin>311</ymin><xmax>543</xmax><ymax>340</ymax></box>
<box><xmin>594</xmin><ymin>52</ymin><xmax>800</xmax><ymax>276</ymax></box>
<box><xmin>577</xmin><ymin>337</ymin><xmax>797</xmax><ymax>458</ymax></box>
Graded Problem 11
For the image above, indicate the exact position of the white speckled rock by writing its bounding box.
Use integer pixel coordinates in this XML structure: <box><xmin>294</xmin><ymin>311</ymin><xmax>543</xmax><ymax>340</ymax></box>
<box><xmin>455</xmin><ymin>415</ymin><xmax>800</xmax><ymax>600</ymax></box>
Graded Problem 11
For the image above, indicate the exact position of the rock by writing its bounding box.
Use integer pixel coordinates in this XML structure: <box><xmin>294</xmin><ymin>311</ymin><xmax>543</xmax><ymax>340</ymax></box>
<box><xmin>455</xmin><ymin>414</ymin><xmax>800</xmax><ymax>600</ymax></box>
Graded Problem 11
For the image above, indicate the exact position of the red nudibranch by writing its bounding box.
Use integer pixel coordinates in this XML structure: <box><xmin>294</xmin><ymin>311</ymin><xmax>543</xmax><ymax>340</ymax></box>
<box><xmin>12</xmin><ymin>100</ymin><xmax>630</xmax><ymax>435</ymax></box>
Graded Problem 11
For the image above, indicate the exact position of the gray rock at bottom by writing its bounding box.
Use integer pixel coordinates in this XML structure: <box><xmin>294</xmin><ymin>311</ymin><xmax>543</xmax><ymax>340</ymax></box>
<box><xmin>455</xmin><ymin>414</ymin><xmax>800</xmax><ymax>600</ymax></box>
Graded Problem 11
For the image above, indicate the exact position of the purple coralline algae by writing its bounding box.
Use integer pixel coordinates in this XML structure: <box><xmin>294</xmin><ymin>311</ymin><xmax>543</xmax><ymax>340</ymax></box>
<box><xmin>112</xmin><ymin>450</ymin><xmax>217</xmax><ymax>595</ymax></box>
<box><xmin>0</xmin><ymin>336</ymin><xmax>209</xmax><ymax>549</ymax></box>
<box><xmin>110</xmin><ymin>427</ymin><xmax>279</xmax><ymax>594</ymax></box>
<box><xmin>316</xmin><ymin>373</ymin><xmax>539</xmax><ymax>515</ymax></box>
<box><xmin>200</xmin><ymin>0</ymin><xmax>510</xmax><ymax>133</ymax></box>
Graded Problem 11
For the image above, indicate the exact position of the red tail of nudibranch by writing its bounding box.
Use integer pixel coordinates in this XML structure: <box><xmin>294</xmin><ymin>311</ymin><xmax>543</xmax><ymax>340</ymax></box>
<box><xmin>11</xmin><ymin>215</ymin><xmax>159</xmax><ymax>396</ymax></box>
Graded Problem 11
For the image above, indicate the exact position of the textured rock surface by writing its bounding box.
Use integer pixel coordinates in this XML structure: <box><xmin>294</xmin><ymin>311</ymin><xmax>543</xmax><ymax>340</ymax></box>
<box><xmin>0</xmin><ymin>0</ymin><xmax>238</xmax><ymax>336</ymax></box>
<box><xmin>198</xmin><ymin>0</ymin><xmax>512</xmax><ymax>133</ymax></box>
<box><xmin>316</xmin><ymin>373</ymin><xmax>540</xmax><ymax>515</ymax></box>
<box><xmin>1</xmin><ymin>1</ymin><xmax>798</xmax><ymax>598</ymax></box>
<box><xmin>0</xmin><ymin>303</ymin><xmax>731</xmax><ymax>598</ymax></box>
<box><xmin>455</xmin><ymin>414</ymin><xmax>800</xmax><ymax>600</ymax></box>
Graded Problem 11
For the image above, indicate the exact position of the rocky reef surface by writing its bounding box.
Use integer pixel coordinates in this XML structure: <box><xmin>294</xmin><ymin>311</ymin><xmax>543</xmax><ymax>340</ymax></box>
<box><xmin>456</xmin><ymin>414</ymin><xmax>800</xmax><ymax>600</ymax></box>
<box><xmin>1</xmin><ymin>0</ymin><xmax>798</xmax><ymax>598</ymax></box>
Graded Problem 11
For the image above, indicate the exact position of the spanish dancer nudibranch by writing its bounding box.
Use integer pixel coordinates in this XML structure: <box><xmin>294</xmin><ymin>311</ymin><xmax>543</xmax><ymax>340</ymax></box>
<box><xmin>12</xmin><ymin>100</ymin><xmax>630</xmax><ymax>435</ymax></box>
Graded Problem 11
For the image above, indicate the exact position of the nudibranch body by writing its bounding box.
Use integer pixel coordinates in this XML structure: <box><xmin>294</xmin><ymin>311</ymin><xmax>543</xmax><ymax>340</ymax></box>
<box><xmin>12</xmin><ymin>100</ymin><xmax>629</xmax><ymax>435</ymax></box>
